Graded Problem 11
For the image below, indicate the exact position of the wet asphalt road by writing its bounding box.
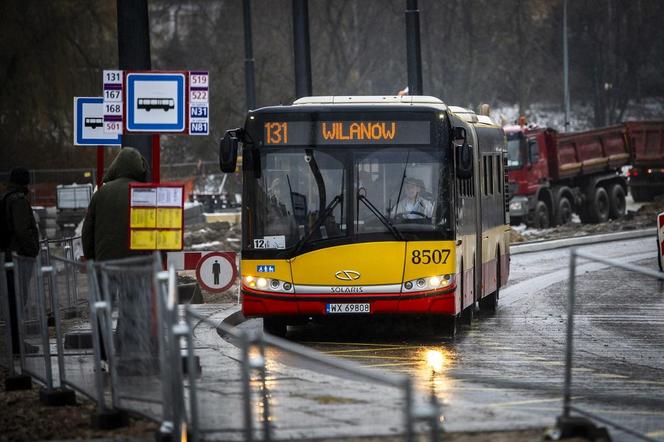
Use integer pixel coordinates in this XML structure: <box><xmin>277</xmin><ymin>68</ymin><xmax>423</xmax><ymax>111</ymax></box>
<box><xmin>238</xmin><ymin>237</ymin><xmax>664</xmax><ymax>441</ymax></box>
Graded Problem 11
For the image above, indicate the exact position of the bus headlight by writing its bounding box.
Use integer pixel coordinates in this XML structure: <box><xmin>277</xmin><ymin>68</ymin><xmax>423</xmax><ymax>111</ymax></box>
<box><xmin>243</xmin><ymin>276</ymin><xmax>294</xmax><ymax>293</ymax></box>
<box><xmin>402</xmin><ymin>274</ymin><xmax>455</xmax><ymax>292</ymax></box>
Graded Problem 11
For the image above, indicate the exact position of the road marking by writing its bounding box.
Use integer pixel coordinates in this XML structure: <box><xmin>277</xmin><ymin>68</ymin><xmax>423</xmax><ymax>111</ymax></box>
<box><xmin>304</xmin><ymin>341</ymin><xmax>406</xmax><ymax>347</ymax></box>
<box><xmin>324</xmin><ymin>345</ymin><xmax>425</xmax><ymax>354</ymax></box>
<box><xmin>362</xmin><ymin>361</ymin><xmax>422</xmax><ymax>368</ymax></box>
<box><xmin>488</xmin><ymin>396</ymin><xmax>580</xmax><ymax>408</ymax></box>
<box><xmin>339</xmin><ymin>354</ymin><xmax>417</xmax><ymax>361</ymax></box>
<box><xmin>595</xmin><ymin>373</ymin><xmax>630</xmax><ymax>379</ymax></box>
<box><xmin>646</xmin><ymin>430</ymin><xmax>664</xmax><ymax>437</ymax></box>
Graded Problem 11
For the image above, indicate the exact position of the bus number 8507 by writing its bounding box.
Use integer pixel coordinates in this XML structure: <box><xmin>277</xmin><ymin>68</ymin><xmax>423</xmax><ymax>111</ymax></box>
<box><xmin>412</xmin><ymin>249</ymin><xmax>450</xmax><ymax>265</ymax></box>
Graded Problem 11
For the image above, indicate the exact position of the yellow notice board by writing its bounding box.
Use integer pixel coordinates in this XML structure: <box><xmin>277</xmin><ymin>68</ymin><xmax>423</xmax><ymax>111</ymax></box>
<box><xmin>129</xmin><ymin>183</ymin><xmax>184</xmax><ymax>251</ymax></box>
<box><xmin>157</xmin><ymin>208</ymin><xmax>183</xmax><ymax>228</ymax></box>
<box><xmin>131</xmin><ymin>208</ymin><xmax>157</xmax><ymax>228</ymax></box>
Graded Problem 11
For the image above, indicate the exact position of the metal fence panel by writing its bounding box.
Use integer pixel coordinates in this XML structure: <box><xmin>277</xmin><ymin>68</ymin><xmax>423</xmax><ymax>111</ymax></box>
<box><xmin>0</xmin><ymin>262</ymin><xmax>15</xmax><ymax>375</ymax></box>
<box><xmin>13</xmin><ymin>254</ymin><xmax>52</xmax><ymax>388</ymax></box>
<box><xmin>49</xmin><ymin>255</ymin><xmax>102</xmax><ymax>401</ymax></box>
<box><xmin>559</xmin><ymin>249</ymin><xmax>664</xmax><ymax>442</ymax></box>
<box><xmin>98</xmin><ymin>256</ymin><xmax>164</xmax><ymax>421</ymax></box>
<box><xmin>182</xmin><ymin>309</ymin><xmax>425</xmax><ymax>442</ymax></box>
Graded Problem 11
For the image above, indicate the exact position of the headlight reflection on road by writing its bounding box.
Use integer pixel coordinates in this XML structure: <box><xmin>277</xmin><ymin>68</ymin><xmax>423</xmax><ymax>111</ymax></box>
<box><xmin>418</xmin><ymin>347</ymin><xmax>455</xmax><ymax>404</ymax></box>
<box><xmin>426</xmin><ymin>349</ymin><xmax>445</xmax><ymax>374</ymax></box>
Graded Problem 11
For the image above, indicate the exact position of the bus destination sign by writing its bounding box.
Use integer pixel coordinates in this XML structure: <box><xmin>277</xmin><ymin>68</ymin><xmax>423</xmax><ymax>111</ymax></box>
<box><xmin>263</xmin><ymin>120</ymin><xmax>430</xmax><ymax>146</ymax></box>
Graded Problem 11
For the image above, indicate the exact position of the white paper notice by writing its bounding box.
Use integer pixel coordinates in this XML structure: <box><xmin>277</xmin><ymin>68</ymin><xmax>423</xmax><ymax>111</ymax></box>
<box><xmin>131</xmin><ymin>188</ymin><xmax>157</xmax><ymax>206</ymax></box>
<box><xmin>157</xmin><ymin>187</ymin><xmax>183</xmax><ymax>207</ymax></box>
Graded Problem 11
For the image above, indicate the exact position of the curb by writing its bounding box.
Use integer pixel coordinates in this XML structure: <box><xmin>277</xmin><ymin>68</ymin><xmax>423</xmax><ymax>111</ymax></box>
<box><xmin>511</xmin><ymin>227</ymin><xmax>656</xmax><ymax>255</ymax></box>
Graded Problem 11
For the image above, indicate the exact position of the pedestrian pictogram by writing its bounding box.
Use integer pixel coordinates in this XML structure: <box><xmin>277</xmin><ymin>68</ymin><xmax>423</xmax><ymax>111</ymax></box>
<box><xmin>195</xmin><ymin>252</ymin><xmax>237</xmax><ymax>293</ymax></box>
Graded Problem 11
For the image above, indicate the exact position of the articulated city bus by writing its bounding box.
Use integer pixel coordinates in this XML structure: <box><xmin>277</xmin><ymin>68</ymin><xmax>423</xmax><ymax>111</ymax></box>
<box><xmin>219</xmin><ymin>96</ymin><xmax>510</xmax><ymax>336</ymax></box>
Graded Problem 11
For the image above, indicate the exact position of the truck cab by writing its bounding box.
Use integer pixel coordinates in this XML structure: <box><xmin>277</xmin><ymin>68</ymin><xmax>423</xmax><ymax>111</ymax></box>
<box><xmin>504</xmin><ymin>126</ymin><xmax>555</xmax><ymax>227</ymax></box>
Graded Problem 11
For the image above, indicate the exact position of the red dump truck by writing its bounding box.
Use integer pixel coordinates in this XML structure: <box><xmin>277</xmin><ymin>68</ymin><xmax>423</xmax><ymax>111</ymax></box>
<box><xmin>505</xmin><ymin>120</ymin><xmax>664</xmax><ymax>227</ymax></box>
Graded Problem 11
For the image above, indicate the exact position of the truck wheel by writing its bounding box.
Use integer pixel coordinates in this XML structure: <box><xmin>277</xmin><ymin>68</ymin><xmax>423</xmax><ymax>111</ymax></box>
<box><xmin>588</xmin><ymin>187</ymin><xmax>610</xmax><ymax>223</ymax></box>
<box><xmin>555</xmin><ymin>197</ymin><xmax>573</xmax><ymax>226</ymax></box>
<box><xmin>608</xmin><ymin>184</ymin><xmax>626</xmax><ymax>219</ymax></box>
<box><xmin>534</xmin><ymin>201</ymin><xmax>550</xmax><ymax>229</ymax></box>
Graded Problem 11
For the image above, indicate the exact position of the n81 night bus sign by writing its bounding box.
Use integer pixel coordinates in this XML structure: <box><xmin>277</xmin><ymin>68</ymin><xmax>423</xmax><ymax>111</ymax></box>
<box><xmin>263</xmin><ymin>120</ymin><xmax>431</xmax><ymax>145</ymax></box>
<box><xmin>102</xmin><ymin>70</ymin><xmax>209</xmax><ymax>136</ymax></box>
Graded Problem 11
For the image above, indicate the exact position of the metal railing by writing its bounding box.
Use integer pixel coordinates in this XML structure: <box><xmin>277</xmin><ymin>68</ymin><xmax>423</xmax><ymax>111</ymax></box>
<box><xmin>2</xmin><ymin>241</ymin><xmax>444</xmax><ymax>441</ymax></box>
<box><xmin>177</xmin><ymin>308</ymin><xmax>442</xmax><ymax>442</ymax></box>
<box><xmin>0</xmin><ymin>261</ymin><xmax>16</xmax><ymax>376</ymax></box>
<box><xmin>13</xmin><ymin>254</ymin><xmax>54</xmax><ymax>389</ymax></box>
<box><xmin>556</xmin><ymin>248</ymin><xmax>664</xmax><ymax>442</ymax></box>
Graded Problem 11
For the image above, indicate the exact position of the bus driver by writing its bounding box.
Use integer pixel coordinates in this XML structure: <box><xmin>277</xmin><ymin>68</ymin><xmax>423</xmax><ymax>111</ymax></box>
<box><xmin>395</xmin><ymin>177</ymin><xmax>433</xmax><ymax>219</ymax></box>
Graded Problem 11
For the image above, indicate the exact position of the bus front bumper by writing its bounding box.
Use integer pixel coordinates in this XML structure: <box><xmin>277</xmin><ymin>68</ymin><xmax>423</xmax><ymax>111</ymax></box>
<box><xmin>241</xmin><ymin>285</ymin><xmax>457</xmax><ymax>318</ymax></box>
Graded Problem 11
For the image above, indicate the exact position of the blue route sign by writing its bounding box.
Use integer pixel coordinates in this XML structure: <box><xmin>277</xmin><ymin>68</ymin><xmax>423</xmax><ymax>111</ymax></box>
<box><xmin>73</xmin><ymin>97</ymin><xmax>122</xmax><ymax>146</ymax></box>
<box><xmin>126</xmin><ymin>73</ymin><xmax>186</xmax><ymax>133</ymax></box>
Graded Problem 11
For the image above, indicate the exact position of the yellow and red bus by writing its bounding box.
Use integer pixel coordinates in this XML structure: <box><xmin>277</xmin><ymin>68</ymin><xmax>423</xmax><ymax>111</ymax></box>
<box><xmin>220</xmin><ymin>96</ymin><xmax>510</xmax><ymax>336</ymax></box>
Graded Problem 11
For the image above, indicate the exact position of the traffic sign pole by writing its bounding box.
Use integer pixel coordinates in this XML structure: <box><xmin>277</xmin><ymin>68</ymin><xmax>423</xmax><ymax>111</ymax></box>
<box><xmin>152</xmin><ymin>134</ymin><xmax>160</xmax><ymax>183</ymax></box>
<box><xmin>96</xmin><ymin>146</ymin><xmax>104</xmax><ymax>188</ymax></box>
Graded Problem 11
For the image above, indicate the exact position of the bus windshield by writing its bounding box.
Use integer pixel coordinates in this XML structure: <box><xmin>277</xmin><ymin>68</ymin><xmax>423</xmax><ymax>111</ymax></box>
<box><xmin>247</xmin><ymin>145</ymin><xmax>451</xmax><ymax>254</ymax></box>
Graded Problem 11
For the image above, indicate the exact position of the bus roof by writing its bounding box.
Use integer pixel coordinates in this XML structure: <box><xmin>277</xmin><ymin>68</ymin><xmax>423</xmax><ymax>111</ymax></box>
<box><xmin>292</xmin><ymin>95</ymin><xmax>447</xmax><ymax>110</ymax></box>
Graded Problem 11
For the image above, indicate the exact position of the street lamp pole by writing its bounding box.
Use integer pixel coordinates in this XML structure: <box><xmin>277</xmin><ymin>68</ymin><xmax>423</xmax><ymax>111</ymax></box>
<box><xmin>563</xmin><ymin>0</ymin><xmax>571</xmax><ymax>131</ymax></box>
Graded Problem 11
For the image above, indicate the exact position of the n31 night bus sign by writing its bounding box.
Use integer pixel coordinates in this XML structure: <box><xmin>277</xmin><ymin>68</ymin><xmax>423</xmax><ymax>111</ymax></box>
<box><xmin>263</xmin><ymin>121</ymin><xmax>431</xmax><ymax>145</ymax></box>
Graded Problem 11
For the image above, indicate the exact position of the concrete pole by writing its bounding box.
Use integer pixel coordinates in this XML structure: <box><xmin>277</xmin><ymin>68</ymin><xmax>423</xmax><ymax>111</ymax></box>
<box><xmin>243</xmin><ymin>0</ymin><xmax>257</xmax><ymax>111</ymax></box>
<box><xmin>405</xmin><ymin>0</ymin><xmax>423</xmax><ymax>96</ymax></box>
<box><xmin>292</xmin><ymin>0</ymin><xmax>312</xmax><ymax>98</ymax></box>
<box><xmin>116</xmin><ymin>0</ymin><xmax>153</xmax><ymax>178</ymax></box>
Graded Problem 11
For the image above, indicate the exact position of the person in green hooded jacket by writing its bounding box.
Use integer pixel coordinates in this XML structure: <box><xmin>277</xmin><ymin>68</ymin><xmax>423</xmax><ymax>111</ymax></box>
<box><xmin>82</xmin><ymin>147</ymin><xmax>148</xmax><ymax>261</ymax></box>
<box><xmin>82</xmin><ymin>147</ymin><xmax>150</xmax><ymax>364</ymax></box>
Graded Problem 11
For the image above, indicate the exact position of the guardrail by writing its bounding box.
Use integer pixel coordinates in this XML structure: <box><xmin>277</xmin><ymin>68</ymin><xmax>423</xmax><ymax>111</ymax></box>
<box><xmin>552</xmin><ymin>248</ymin><xmax>664</xmax><ymax>442</ymax></box>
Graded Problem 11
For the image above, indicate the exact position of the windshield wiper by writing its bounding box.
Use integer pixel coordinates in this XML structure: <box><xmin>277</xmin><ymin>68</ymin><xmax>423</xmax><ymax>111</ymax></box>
<box><xmin>289</xmin><ymin>194</ymin><xmax>343</xmax><ymax>258</ymax></box>
<box><xmin>358</xmin><ymin>194</ymin><xmax>404</xmax><ymax>241</ymax></box>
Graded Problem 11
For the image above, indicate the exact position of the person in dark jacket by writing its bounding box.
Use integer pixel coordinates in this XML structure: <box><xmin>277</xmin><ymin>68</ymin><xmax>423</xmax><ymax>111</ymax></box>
<box><xmin>2</xmin><ymin>167</ymin><xmax>40</xmax><ymax>354</ymax></box>
<box><xmin>82</xmin><ymin>147</ymin><xmax>148</xmax><ymax>261</ymax></box>
<box><xmin>82</xmin><ymin>147</ymin><xmax>151</xmax><ymax>366</ymax></box>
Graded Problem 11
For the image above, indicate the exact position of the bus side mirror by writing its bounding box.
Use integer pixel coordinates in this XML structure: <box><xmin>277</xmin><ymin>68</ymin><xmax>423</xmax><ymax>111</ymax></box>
<box><xmin>456</xmin><ymin>143</ymin><xmax>473</xmax><ymax>179</ymax></box>
<box><xmin>219</xmin><ymin>129</ymin><xmax>240</xmax><ymax>173</ymax></box>
<box><xmin>453</xmin><ymin>127</ymin><xmax>473</xmax><ymax>179</ymax></box>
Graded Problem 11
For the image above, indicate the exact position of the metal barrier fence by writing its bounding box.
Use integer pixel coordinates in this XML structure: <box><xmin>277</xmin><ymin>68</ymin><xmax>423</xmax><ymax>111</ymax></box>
<box><xmin>97</xmin><ymin>255</ymin><xmax>168</xmax><ymax>422</ymax></box>
<box><xmin>48</xmin><ymin>255</ymin><xmax>104</xmax><ymax>405</ymax></box>
<box><xmin>3</xmin><ymin>243</ymin><xmax>444</xmax><ymax>441</ymax></box>
<box><xmin>178</xmin><ymin>308</ymin><xmax>442</xmax><ymax>442</ymax></box>
<box><xmin>40</xmin><ymin>236</ymin><xmax>83</xmax><ymax>317</ymax></box>
<box><xmin>556</xmin><ymin>248</ymin><xmax>664</xmax><ymax>442</ymax></box>
<box><xmin>0</xmin><ymin>261</ymin><xmax>16</xmax><ymax>376</ymax></box>
<box><xmin>13</xmin><ymin>254</ymin><xmax>54</xmax><ymax>389</ymax></box>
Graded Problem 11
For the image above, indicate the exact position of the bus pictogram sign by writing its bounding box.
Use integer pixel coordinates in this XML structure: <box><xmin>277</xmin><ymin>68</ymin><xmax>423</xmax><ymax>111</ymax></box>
<box><xmin>73</xmin><ymin>97</ymin><xmax>122</xmax><ymax>146</ymax></box>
